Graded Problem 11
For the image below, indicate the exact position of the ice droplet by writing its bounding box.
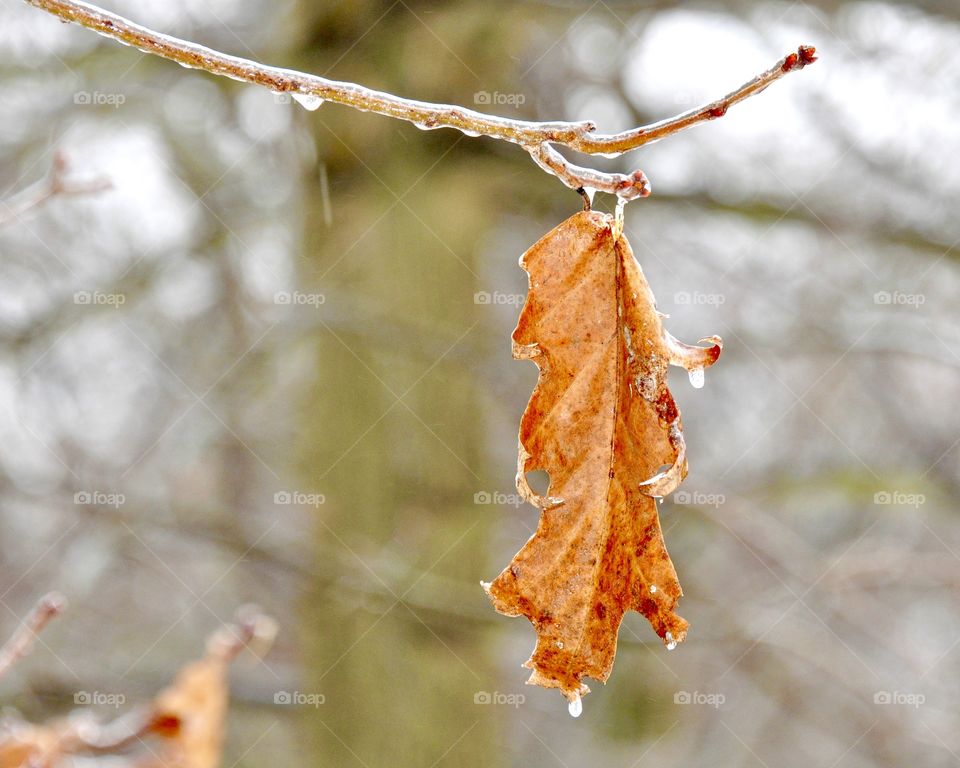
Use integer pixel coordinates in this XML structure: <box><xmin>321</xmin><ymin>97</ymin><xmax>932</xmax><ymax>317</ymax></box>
<box><xmin>688</xmin><ymin>367</ymin><xmax>705</xmax><ymax>389</ymax></box>
<box><xmin>665</xmin><ymin>631</ymin><xmax>677</xmax><ymax>651</ymax></box>
<box><xmin>615</xmin><ymin>195</ymin><xmax>626</xmax><ymax>221</ymax></box>
<box><xmin>649</xmin><ymin>585</ymin><xmax>657</xmax><ymax>594</ymax></box>
<box><xmin>568</xmin><ymin>694</ymin><xmax>583</xmax><ymax>718</ymax></box>
<box><xmin>292</xmin><ymin>92</ymin><xmax>324</xmax><ymax>111</ymax></box>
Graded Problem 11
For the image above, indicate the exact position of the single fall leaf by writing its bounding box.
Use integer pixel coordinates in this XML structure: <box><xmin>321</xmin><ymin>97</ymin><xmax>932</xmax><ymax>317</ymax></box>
<box><xmin>0</xmin><ymin>720</ymin><xmax>64</xmax><ymax>768</ymax></box>
<box><xmin>140</xmin><ymin>652</ymin><xmax>228</xmax><ymax>768</ymax></box>
<box><xmin>138</xmin><ymin>627</ymin><xmax>240</xmax><ymax>768</ymax></box>
<box><xmin>136</xmin><ymin>608</ymin><xmax>271</xmax><ymax>768</ymax></box>
<box><xmin>484</xmin><ymin>210</ymin><xmax>721</xmax><ymax>704</ymax></box>
<box><xmin>0</xmin><ymin>654</ymin><xmax>229</xmax><ymax>768</ymax></box>
<box><xmin>0</xmin><ymin>609</ymin><xmax>270</xmax><ymax>768</ymax></box>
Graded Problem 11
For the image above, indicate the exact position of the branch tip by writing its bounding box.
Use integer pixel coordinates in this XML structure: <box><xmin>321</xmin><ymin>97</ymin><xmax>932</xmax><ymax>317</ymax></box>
<box><xmin>0</xmin><ymin>591</ymin><xmax>68</xmax><ymax>679</ymax></box>
<box><xmin>38</xmin><ymin>591</ymin><xmax>68</xmax><ymax>617</ymax></box>
<box><xmin>783</xmin><ymin>44</ymin><xmax>818</xmax><ymax>72</ymax></box>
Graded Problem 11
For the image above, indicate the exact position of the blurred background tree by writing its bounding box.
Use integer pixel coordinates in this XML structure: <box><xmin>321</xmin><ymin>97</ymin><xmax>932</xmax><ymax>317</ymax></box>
<box><xmin>1</xmin><ymin>1</ymin><xmax>959</xmax><ymax>766</ymax></box>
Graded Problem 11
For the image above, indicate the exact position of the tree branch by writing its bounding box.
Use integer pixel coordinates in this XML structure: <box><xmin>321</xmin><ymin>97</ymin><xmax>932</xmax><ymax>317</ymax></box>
<box><xmin>0</xmin><ymin>605</ymin><xmax>277</xmax><ymax>762</ymax></box>
<box><xmin>0</xmin><ymin>150</ymin><xmax>111</xmax><ymax>227</ymax></box>
<box><xmin>25</xmin><ymin>0</ymin><xmax>816</xmax><ymax>199</ymax></box>
<box><xmin>0</xmin><ymin>591</ymin><xmax>66</xmax><ymax>680</ymax></box>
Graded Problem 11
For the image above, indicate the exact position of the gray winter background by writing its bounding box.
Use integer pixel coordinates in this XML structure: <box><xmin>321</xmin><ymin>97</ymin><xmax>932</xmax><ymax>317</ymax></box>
<box><xmin>1</xmin><ymin>0</ymin><xmax>958</xmax><ymax>765</ymax></box>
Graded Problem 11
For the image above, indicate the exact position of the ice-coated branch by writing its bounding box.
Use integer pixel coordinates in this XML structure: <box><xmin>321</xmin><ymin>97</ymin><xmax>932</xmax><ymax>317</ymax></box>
<box><xmin>25</xmin><ymin>0</ymin><xmax>816</xmax><ymax>199</ymax></box>
<box><xmin>0</xmin><ymin>591</ymin><xmax>66</xmax><ymax>679</ymax></box>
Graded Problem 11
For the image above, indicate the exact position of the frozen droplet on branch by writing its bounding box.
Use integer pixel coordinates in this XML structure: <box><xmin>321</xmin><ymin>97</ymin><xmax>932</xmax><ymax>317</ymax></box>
<box><xmin>688</xmin><ymin>367</ymin><xmax>704</xmax><ymax>389</ymax></box>
<box><xmin>665</xmin><ymin>631</ymin><xmax>677</xmax><ymax>651</ymax></box>
<box><xmin>568</xmin><ymin>693</ymin><xmax>582</xmax><ymax>718</ymax></box>
<box><xmin>292</xmin><ymin>92</ymin><xmax>324</xmax><ymax>111</ymax></box>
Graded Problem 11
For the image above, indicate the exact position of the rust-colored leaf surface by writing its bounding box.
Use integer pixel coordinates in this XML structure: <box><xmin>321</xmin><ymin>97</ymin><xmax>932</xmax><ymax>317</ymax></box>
<box><xmin>142</xmin><ymin>652</ymin><xmax>228</xmax><ymax>768</ymax></box>
<box><xmin>0</xmin><ymin>654</ymin><xmax>227</xmax><ymax>768</ymax></box>
<box><xmin>484</xmin><ymin>210</ymin><xmax>721</xmax><ymax>703</ymax></box>
<box><xmin>0</xmin><ymin>609</ymin><xmax>270</xmax><ymax>768</ymax></box>
<box><xmin>0</xmin><ymin>721</ymin><xmax>62</xmax><ymax>768</ymax></box>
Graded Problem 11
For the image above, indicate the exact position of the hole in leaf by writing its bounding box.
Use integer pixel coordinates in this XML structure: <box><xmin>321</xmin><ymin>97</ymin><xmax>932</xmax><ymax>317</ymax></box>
<box><xmin>525</xmin><ymin>469</ymin><xmax>551</xmax><ymax>496</ymax></box>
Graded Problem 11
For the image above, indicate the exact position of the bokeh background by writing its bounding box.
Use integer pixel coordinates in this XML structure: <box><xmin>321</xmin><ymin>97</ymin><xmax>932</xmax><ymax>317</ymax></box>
<box><xmin>1</xmin><ymin>0</ymin><xmax>959</xmax><ymax>765</ymax></box>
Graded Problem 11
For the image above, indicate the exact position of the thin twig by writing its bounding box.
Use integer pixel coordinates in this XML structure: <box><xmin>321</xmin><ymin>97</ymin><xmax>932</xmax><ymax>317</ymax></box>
<box><xmin>0</xmin><ymin>606</ymin><xmax>278</xmax><ymax>761</ymax></box>
<box><xmin>206</xmin><ymin>603</ymin><xmax>277</xmax><ymax>661</ymax></box>
<box><xmin>77</xmin><ymin>606</ymin><xmax>275</xmax><ymax>752</ymax></box>
<box><xmin>25</xmin><ymin>0</ymin><xmax>815</xmax><ymax>198</ymax></box>
<box><xmin>0</xmin><ymin>591</ymin><xmax>67</xmax><ymax>679</ymax></box>
<box><xmin>0</xmin><ymin>150</ymin><xmax>111</xmax><ymax>227</ymax></box>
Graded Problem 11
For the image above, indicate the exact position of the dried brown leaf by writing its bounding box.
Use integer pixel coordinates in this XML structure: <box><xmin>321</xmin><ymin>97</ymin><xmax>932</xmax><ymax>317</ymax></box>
<box><xmin>0</xmin><ymin>720</ymin><xmax>64</xmax><ymax>768</ymax></box>
<box><xmin>484</xmin><ymin>210</ymin><xmax>721</xmax><ymax>703</ymax></box>
<box><xmin>0</xmin><ymin>609</ymin><xmax>270</xmax><ymax>767</ymax></box>
<box><xmin>141</xmin><ymin>653</ymin><xmax>229</xmax><ymax>768</ymax></box>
